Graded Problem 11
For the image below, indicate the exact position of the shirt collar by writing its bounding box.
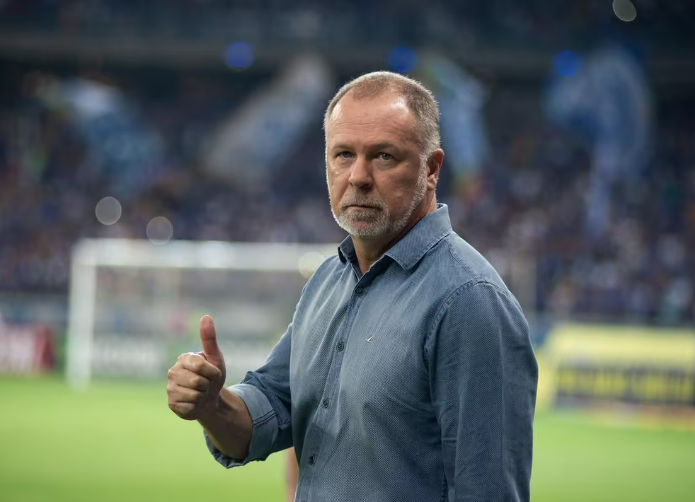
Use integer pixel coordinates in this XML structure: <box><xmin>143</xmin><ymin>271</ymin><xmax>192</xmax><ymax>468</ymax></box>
<box><xmin>337</xmin><ymin>203</ymin><xmax>452</xmax><ymax>270</ymax></box>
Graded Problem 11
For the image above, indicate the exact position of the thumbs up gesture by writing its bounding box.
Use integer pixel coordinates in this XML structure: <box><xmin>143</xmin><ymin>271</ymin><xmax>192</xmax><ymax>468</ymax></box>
<box><xmin>167</xmin><ymin>315</ymin><xmax>227</xmax><ymax>420</ymax></box>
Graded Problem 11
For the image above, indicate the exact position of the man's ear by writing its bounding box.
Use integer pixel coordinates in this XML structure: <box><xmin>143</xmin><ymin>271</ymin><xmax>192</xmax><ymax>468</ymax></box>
<box><xmin>426</xmin><ymin>149</ymin><xmax>444</xmax><ymax>190</ymax></box>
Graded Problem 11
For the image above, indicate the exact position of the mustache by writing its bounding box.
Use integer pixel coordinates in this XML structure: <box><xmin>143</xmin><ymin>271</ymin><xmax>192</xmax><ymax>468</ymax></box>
<box><xmin>340</xmin><ymin>192</ymin><xmax>385</xmax><ymax>210</ymax></box>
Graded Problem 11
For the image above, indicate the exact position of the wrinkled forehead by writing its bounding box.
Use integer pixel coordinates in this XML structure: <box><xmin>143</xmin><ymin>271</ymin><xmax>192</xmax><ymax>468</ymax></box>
<box><xmin>325</xmin><ymin>93</ymin><xmax>420</xmax><ymax>147</ymax></box>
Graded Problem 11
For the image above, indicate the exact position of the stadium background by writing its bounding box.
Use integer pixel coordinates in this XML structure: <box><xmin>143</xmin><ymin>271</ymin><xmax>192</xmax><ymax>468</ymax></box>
<box><xmin>1</xmin><ymin>0</ymin><xmax>694</xmax><ymax>501</ymax></box>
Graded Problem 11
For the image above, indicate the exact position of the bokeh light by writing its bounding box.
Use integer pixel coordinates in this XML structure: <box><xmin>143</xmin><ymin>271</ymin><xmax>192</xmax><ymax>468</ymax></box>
<box><xmin>613</xmin><ymin>0</ymin><xmax>637</xmax><ymax>23</ymax></box>
<box><xmin>387</xmin><ymin>46</ymin><xmax>417</xmax><ymax>74</ymax></box>
<box><xmin>223</xmin><ymin>41</ymin><xmax>254</xmax><ymax>69</ymax></box>
<box><xmin>297</xmin><ymin>251</ymin><xmax>327</xmax><ymax>279</ymax></box>
<box><xmin>94</xmin><ymin>196</ymin><xmax>122</xmax><ymax>226</ymax></box>
<box><xmin>146</xmin><ymin>216</ymin><xmax>173</xmax><ymax>245</ymax></box>
<box><xmin>553</xmin><ymin>50</ymin><xmax>580</xmax><ymax>78</ymax></box>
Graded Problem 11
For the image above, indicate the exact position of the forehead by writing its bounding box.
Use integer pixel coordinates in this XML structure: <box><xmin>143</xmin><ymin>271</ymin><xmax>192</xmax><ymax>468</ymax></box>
<box><xmin>325</xmin><ymin>92</ymin><xmax>419</xmax><ymax>148</ymax></box>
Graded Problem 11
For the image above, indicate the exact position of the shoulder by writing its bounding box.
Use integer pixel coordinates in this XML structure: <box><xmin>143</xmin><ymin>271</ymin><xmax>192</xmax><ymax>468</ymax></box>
<box><xmin>420</xmin><ymin>231</ymin><xmax>526</xmax><ymax>325</ymax></box>
<box><xmin>297</xmin><ymin>253</ymin><xmax>345</xmax><ymax>298</ymax></box>
<box><xmin>424</xmin><ymin>230</ymin><xmax>508</xmax><ymax>295</ymax></box>
<box><xmin>308</xmin><ymin>253</ymin><xmax>343</xmax><ymax>283</ymax></box>
<box><xmin>423</xmin><ymin>236</ymin><xmax>530</xmax><ymax>356</ymax></box>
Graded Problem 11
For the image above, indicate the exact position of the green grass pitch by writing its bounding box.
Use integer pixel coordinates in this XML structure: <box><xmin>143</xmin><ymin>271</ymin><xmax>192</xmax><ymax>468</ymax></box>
<box><xmin>1</xmin><ymin>377</ymin><xmax>693</xmax><ymax>502</ymax></box>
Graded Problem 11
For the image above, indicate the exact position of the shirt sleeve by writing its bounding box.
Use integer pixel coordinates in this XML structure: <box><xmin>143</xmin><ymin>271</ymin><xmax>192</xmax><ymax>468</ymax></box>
<box><xmin>425</xmin><ymin>281</ymin><xmax>538</xmax><ymax>502</ymax></box>
<box><xmin>205</xmin><ymin>323</ymin><xmax>294</xmax><ymax>468</ymax></box>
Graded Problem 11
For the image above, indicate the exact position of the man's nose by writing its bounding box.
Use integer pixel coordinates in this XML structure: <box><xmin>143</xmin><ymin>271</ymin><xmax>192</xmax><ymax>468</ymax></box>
<box><xmin>348</xmin><ymin>156</ymin><xmax>373</xmax><ymax>190</ymax></box>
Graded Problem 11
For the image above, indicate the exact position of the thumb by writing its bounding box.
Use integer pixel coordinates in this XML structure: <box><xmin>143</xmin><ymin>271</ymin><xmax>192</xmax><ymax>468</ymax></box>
<box><xmin>199</xmin><ymin>315</ymin><xmax>224</xmax><ymax>370</ymax></box>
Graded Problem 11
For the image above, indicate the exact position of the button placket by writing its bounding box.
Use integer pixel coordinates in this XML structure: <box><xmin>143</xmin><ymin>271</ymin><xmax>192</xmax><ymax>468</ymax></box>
<box><xmin>301</xmin><ymin>277</ymin><xmax>364</xmax><ymax>489</ymax></box>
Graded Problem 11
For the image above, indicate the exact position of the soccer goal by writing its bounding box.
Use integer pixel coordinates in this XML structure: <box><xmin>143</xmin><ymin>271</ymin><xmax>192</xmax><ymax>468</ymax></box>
<box><xmin>66</xmin><ymin>239</ymin><xmax>336</xmax><ymax>389</ymax></box>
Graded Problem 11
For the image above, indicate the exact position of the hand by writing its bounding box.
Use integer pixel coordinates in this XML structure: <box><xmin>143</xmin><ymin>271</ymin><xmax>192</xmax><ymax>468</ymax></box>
<box><xmin>167</xmin><ymin>315</ymin><xmax>227</xmax><ymax>420</ymax></box>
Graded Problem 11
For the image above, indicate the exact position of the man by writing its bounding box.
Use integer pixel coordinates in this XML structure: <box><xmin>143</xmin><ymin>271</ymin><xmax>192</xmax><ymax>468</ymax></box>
<box><xmin>167</xmin><ymin>71</ymin><xmax>538</xmax><ymax>501</ymax></box>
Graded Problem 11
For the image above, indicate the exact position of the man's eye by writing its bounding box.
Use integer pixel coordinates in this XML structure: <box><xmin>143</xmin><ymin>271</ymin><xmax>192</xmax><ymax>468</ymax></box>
<box><xmin>378</xmin><ymin>152</ymin><xmax>394</xmax><ymax>161</ymax></box>
<box><xmin>337</xmin><ymin>151</ymin><xmax>354</xmax><ymax>159</ymax></box>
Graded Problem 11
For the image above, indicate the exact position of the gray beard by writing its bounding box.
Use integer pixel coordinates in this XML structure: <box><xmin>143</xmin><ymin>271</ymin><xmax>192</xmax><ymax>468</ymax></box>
<box><xmin>329</xmin><ymin>169</ymin><xmax>429</xmax><ymax>239</ymax></box>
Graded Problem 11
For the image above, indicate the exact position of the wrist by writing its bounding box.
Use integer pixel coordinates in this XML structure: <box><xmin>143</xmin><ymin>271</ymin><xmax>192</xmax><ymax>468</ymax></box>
<box><xmin>198</xmin><ymin>387</ymin><xmax>229</xmax><ymax>427</ymax></box>
<box><xmin>197</xmin><ymin>387</ymin><xmax>252</xmax><ymax>460</ymax></box>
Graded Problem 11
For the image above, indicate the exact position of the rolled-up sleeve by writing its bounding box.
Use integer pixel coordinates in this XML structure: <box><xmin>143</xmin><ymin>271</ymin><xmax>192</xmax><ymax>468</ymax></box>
<box><xmin>205</xmin><ymin>383</ymin><xmax>279</xmax><ymax>467</ymax></box>
<box><xmin>426</xmin><ymin>281</ymin><xmax>538</xmax><ymax>502</ymax></box>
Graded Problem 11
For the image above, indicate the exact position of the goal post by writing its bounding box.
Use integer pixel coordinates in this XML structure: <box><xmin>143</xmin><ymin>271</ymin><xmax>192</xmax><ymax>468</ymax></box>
<box><xmin>66</xmin><ymin>239</ymin><xmax>336</xmax><ymax>390</ymax></box>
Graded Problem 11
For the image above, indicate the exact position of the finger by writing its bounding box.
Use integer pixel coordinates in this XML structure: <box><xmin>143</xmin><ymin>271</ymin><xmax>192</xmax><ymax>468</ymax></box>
<box><xmin>168</xmin><ymin>366</ymin><xmax>213</xmax><ymax>392</ymax></box>
<box><xmin>168</xmin><ymin>401</ymin><xmax>197</xmax><ymax>420</ymax></box>
<box><xmin>179</xmin><ymin>353</ymin><xmax>222</xmax><ymax>381</ymax></box>
<box><xmin>199</xmin><ymin>315</ymin><xmax>224</xmax><ymax>368</ymax></box>
<box><xmin>167</xmin><ymin>382</ymin><xmax>206</xmax><ymax>403</ymax></box>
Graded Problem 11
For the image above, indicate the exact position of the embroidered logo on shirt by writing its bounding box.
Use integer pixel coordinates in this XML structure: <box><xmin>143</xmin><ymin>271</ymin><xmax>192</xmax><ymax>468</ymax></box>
<box><xmin>366</xmin><ymin>336</ymin><xmax>374</xmax><ymax>342</ymax></box>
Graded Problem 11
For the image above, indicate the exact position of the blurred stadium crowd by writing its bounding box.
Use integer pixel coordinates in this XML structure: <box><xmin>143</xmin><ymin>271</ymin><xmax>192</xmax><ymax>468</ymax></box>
<box><xmin>0</xmin><ymin>1</ymin><xmax>694</xmax><ymax>325</ymax></box>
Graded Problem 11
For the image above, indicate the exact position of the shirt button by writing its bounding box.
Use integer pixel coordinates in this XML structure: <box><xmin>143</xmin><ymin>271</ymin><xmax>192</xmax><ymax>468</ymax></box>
<box><xmin>354</xmin><ymin>287</ymin><xmax>364</xmax><ymax>297</ymax></box>
<box><xmin>308</xmin><ymin>455</ymin><xmax>315</xmax><ymax>466</ymax></box>
<box><xmin>336</xmin><ymin>341</ymin><xmax>345</xmax><ymax>352</ymax></box>
<box><xmin>322</xmin><ymin>398</ymin><xmax>330</xmax><ymax>408</ymax></box>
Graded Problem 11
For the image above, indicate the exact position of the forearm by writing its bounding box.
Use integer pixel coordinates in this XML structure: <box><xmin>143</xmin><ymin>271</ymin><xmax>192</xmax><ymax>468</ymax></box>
<box><xmin>198</xmin><ymin>387</ymin><xmax>253</xmax><ymax>461</ymax></box>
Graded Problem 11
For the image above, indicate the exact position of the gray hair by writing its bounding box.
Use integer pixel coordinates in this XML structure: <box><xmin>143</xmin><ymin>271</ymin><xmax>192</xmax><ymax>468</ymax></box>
<box><xmin>323</xmin><ymin>71</ymin><xmax>441</xmax><ymax>158</ymax></box>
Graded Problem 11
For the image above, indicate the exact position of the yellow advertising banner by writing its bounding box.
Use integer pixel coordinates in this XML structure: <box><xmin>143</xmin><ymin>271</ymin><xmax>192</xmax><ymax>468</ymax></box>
<box><xmin>537</xmin><ymin>323</ymin><xmax>695</xmax><ymax>410</ymax></box>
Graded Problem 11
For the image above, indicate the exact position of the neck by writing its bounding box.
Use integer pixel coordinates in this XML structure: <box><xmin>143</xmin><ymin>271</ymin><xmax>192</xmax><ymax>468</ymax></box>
<box><xmin>352</xmin><ymin>196</ymin><xmax>437</xmax><ymax>274</ymax></box>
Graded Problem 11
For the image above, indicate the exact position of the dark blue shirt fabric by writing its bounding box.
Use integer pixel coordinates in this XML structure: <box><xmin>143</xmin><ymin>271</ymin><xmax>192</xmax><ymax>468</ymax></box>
<box><xmin>206</xmin><ymin>204</ymin><xmax>538</xmax><ymax>502</ymax></box>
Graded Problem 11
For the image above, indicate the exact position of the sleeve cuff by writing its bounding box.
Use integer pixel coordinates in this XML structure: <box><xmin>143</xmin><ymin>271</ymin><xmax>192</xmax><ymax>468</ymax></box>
<box><xmin>204</xmin><ymin>383</ymin><xmax>279</xmax><ymax>468</ymax></box>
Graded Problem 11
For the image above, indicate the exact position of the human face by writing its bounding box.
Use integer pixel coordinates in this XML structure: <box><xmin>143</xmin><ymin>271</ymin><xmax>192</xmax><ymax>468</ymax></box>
<box><xmin>325</xmin><ymin>92</ymin><xmax>436</xmax><ymax>240</ymax></box>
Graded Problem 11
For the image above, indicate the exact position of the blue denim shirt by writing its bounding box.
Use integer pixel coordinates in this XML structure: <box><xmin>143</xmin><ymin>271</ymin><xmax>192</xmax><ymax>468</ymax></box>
<box><xmin>207</xmin><ymin>204</ymin><xmax>538</xmax><ymax>502</ymax></box>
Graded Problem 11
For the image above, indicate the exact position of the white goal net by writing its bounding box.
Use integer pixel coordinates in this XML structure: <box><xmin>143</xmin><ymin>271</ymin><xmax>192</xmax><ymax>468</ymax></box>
<box><xmin>66</xmin><ymin>239</ymin><xmax>336</xmax><ymax>389</ymax></box>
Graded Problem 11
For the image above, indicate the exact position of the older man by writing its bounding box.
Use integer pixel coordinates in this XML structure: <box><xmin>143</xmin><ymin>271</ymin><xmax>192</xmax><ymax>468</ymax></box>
<box><xmin>167</xmin><ymin>71</ymin><xmax>538</xmax><ymax>502</ymax></box>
